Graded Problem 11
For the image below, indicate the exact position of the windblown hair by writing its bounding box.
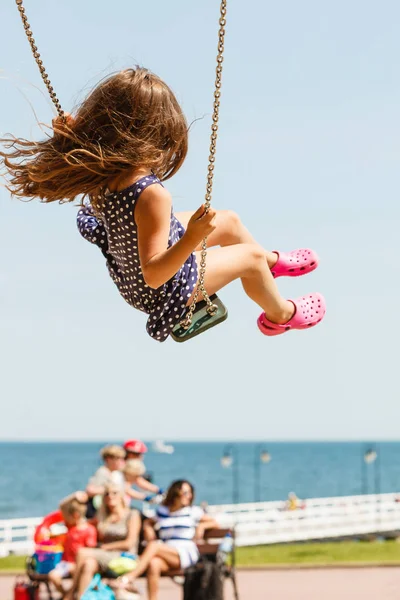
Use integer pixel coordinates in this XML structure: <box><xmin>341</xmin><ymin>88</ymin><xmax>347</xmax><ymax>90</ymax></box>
<box><xmin>0</xmin><ymin>67</ymin><xmax>188</xmax><ymax>209</ymax></box>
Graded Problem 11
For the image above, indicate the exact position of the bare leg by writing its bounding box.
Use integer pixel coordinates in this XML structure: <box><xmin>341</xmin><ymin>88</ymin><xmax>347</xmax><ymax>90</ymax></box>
<box><xmin>77</xmin><ymin>558</ymin><xmax>99</xmax><ymax>598</ymax></box>
<box><xmin>48</xmin><ymin>570</ymin><xmax>64</xmax><ymax>595</ymax></box>
<box><xmin>130</xmin><ymin>509</ymin><xmax>141</xmax><ymax>555</ymax></box>
<box><xmin>147</xmin><ymin>557</ymin><xmax>171</xmax><ymax>600</ymax></box>
<box><xmin>176</xmin><ymin>210</ymin><xmax>278</xmax><ymax>267</ymax></box>
<box><xmin>120</xmin><ymin>541</ymin><xmax>180</xmax><ymax>586</ymax></box>
<box><xmin>189</xmin><ymin>244</ymin><xmax>294</xmax><ymax>324</ymax></box>
<box><xmin>64</xmin><ymin>550</ymin><xmax>94</xmax><ymax>600</ymax></box>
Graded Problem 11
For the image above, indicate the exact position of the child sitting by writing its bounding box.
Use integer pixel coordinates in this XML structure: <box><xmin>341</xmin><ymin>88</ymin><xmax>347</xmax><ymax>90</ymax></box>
<box><xmin>124</xmin><ymin>439</ymin><xmax>163</xmax><ymax>496</ymax></box>
<box><xmin>47</xmin><ymin>491</ymin><xmax>97</xmax><ymax>595</ymax></box>
<box><xmin>86</xmin><ymin>445</ymin><xmax>126</xmax><ymax>517</ymax></box>
<box><xmin>123</xmin><ymin>459</ymin><xmax>162</xmax><ymax>503</ymax></box>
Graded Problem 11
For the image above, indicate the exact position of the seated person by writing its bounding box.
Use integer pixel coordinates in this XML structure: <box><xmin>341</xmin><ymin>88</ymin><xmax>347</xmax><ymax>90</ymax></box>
<box><xmin>112</xmin><ymin>480</ymin><xmax>218</xmax><ymax>600</ymax></box>
<box><xmin>123</xmin><ymin>439</ymin><xmax>163</xmax><ymax>496</ymax></box>
<box><xmin>285</xmin><ymin>491</ymin><xmax>304</xmax><ymax>510</ymax></box>
<box><xmin>47</xmin><ymin>491</ymin><xmax>97</xmax><ymax>595</ymax></box>
<box><xmin>86</xmin><ymin>445</ymin><xmax>126</xmax><ymax>516</ymax></box>
<box><xmin>123</xmin><ymin>459</ymin><xmax>163</xmax><ymax>506</ymax></box>
<box><xmin>64</xmin><ymin>484</ymin><xmax>141</xmax><ymax>600</ymax></box>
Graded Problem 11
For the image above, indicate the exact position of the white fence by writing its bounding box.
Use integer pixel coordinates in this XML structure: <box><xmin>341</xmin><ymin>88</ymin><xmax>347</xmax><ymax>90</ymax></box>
<box><xmin>0</xmin><ymin>517</ymin><xmax>41</xmax><ymax>557</ymax></box>
<box><xmin>1</xmin><ymin>493</ymin><xmax>400</xmax><ymax>556</ymax></box>
<box><xmin>207</xmin><ymin>493</ymin><xmax>400</xmax><ymax>546</ymax></box>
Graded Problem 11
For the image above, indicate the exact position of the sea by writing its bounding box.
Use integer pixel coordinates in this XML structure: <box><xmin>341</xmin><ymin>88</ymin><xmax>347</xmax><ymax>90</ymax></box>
<box><xmin>1</xmin><ymin>441</ymin><xmax>399</xmax><ymax>520</ymax></box>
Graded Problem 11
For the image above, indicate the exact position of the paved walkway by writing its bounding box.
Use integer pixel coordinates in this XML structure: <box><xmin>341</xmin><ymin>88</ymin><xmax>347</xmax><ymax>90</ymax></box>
<box><xmin>3</xmin><ymin>567</ymin><xmax>400</xmax><ymax>600</ymax></box>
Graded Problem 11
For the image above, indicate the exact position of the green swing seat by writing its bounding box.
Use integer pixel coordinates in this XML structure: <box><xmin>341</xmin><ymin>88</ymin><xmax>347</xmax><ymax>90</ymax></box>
<box><xmin>171</xmin><ymin>294</ymin><xmax>228</xmax><ymax>342</ymax></box>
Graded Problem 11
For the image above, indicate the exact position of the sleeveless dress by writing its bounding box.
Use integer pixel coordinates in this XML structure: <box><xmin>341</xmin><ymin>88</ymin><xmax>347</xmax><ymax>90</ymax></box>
<box><xmin>76</xmin><ymin>175</ymin><xmax>198</xmax><ymax>342</ymax></box>
<box><xmin>91</xmin><ymin>510</ymin><xmax>137</xmax><ymax>572</ymax></box>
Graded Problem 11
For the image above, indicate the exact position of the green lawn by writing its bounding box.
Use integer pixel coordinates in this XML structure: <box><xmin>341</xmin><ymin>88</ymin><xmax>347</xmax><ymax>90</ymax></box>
<box><xmin>236</xmin><ymin>541</ymin><xmax>400</xmax><ymax>566</ymax></box>
<box><xmin>0</xmin><ymin>554</ymin><xmax>27</xmax><ymax>572</ymax></box>
<box><xmin>1</xmin><ymin>541</ymin><xmax>400</xmax><ymax>572</ymax></box>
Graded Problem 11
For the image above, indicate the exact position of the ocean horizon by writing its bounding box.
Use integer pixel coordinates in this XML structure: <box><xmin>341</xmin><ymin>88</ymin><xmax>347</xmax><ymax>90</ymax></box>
<box><xmin>0</xmin><ymin>441</ymin><xmax>398</xmax><ymax>520</ymax></box>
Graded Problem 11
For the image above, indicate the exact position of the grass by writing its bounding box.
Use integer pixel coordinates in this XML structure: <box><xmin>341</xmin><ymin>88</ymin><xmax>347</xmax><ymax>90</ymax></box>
<box><xmin>1</xmin><ymin>541</ymin><xmax>400</xmax><ymax>573</ymax></box>
<box><xmin>0</xmin><ymin>554</ymin><xmax>27</xmax><ymax>572</ymax></box>
<box><xmin>236</xmin><ymin>541</ymin><xmax>400</xmax><ymax>567</ymax></box>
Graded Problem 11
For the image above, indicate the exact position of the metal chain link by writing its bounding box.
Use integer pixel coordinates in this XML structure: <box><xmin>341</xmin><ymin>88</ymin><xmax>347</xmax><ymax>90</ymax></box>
<box><xmin>15</xmin><ymin>0</ymin><xmax>64</xmax><ymax>119</ymax></box>
<box><xmin>180</xmin><ymin>0</ymin><xmax>227</xmax><ymax>329</ymax></box>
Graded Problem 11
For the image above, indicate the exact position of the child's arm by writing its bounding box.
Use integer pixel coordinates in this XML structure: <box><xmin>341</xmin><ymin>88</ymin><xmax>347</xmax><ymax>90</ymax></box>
<box><xmin>59</xmin><ymin>491</ymin><xmax>88</xmax><ymax>514</ymax></box>
<box><xmin>86</xmin><ymin>483</ymin><xmax>105</xmax><ymax>498</ymax></box>
<box><xmin>135</xmin><ymin>476</ymin><xmax>161</xmax><ymax>495</ymax></box>
<box><xmin>86</xmin><ymin>468</ymin><xmax>108</xmax><ymax>497</ymax></box>
<box><xmin>136</xmin><ymin>185</ymin><xmax>216</xmax><ymax>289</ymax></box>
<box><xmin>125</xmin><ymin>485</ymin><xmax>147</xmax><ymax>501</ymax></box>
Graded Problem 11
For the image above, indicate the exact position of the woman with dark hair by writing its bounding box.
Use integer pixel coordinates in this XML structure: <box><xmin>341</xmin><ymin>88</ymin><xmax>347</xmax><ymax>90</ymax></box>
<box><xmin>113</xmin><ymin>479</ymin><xmax>218</xmax><ymax>600</ymax></box>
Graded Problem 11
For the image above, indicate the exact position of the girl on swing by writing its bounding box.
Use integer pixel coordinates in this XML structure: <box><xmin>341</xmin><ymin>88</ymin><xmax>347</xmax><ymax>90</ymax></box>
<box><xmin>0</xmin><ymin>68</ymin><xmax>326</xmax><ymax>342</ymax></box>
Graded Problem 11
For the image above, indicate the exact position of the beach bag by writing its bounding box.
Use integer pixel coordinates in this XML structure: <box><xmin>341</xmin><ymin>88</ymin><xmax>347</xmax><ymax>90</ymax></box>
<box><xmin>107</xmin><ymin>555</ymin><xmax>137</xmax><ymax>575</ymax></box>
<box><xmin>183</xmin><ymin>559</ymin><xmax>223</xmax><ymax>600</ymax></box>
<box><xmin>81</xmin><ymin>574</ymin><xmax>115</xmax><ymax>600</ymax></box>
<box><xmin>31</xmin><ymin>549</ymin><xmax>63</xmax><ymax>574</ymax></box>
<box><xmin>14</xmin><ymin>577</ymin><xmax>39</xmax><ymax>600</ymax></box>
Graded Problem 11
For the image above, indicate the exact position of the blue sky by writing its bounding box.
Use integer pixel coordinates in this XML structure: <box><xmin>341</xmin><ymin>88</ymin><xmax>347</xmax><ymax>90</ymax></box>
<box><xmin>1</xmin><ymin>0</ymin><xmax>399</xmax><ymax>441</ymax></box>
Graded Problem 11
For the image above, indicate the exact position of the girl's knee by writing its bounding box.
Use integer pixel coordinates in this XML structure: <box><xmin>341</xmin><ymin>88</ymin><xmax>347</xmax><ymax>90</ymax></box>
<box><xmin>222</xmin><ymin>210</ymin><xmax>241</xmax><ymax>238</ymax></box>
<box><xmin>247</xmin><ymin>243</ymin><xmax>267</xmax><ymax>270</ymax></box>
<box><xmin>224</xmin><ymin>210</ymin><xmax>241</xmax><ymax>227</ymax></box>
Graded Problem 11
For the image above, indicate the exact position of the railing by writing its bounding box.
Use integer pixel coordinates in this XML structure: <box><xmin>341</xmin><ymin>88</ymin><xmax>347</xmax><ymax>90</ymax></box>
<box><xmin>0</xmin><ymin>517</ymin><xmax>41</xmax><ymax>557</ymax></box>
<box><xmin>1</xmin><ymin>493</ymin><xmax>399</xmax><ymax>556</ymax></box>
<box><xmin>207</xmin><ymin>493</ymin><xmax>400</xmax><ymax>546</ymax></box>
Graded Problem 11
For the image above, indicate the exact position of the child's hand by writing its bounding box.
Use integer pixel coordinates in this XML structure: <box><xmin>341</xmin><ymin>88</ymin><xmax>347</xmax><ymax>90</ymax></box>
<box><xmin>185</xmin><ymin>205</ymin><xmax>217</xmax><ymax>246</ymax></box>
<box><xmin>75</xmin><ymin>491</ymin><xmax>88</xmax><ymax>504</ymax></box>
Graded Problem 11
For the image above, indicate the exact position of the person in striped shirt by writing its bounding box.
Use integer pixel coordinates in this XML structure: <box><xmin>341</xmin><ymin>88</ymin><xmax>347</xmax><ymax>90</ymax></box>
<box><xmin>113</xmin><ymin>479</ymin><xmax>218</xmax><ymax>600</ymax></box>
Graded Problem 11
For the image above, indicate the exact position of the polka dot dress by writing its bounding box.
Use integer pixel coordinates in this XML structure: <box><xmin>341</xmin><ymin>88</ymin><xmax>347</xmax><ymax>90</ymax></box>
<box><xmin>77</xmin><ymin>175</ymin><xmax>198</xmax><ymax>342</ymax></box>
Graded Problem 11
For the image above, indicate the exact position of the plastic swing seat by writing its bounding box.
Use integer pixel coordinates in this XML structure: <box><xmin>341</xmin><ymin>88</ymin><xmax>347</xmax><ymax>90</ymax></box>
<box><xmin>171</xmin><ymin>294</ymin><xmax>228</xmax><ymax>342</ymax></box>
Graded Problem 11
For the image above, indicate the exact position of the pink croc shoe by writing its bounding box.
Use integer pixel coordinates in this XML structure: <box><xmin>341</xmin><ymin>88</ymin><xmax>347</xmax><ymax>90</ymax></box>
<box><xmin>257</xmin><ymin>293</ymin><xmax>326</xmax><ymax>336</ymax></box>
<box><xmin>271</xmin><ymin>249</ymin><xmax>319</xmax><ymax>278</ymax></box>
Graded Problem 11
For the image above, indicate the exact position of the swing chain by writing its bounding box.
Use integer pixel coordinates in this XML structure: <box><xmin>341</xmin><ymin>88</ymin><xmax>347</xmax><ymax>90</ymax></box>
<box><xmin>15</xmin><ymin>0</ymin><xmax>226</xmax><ymax>333</ymax></box>
<box><xmin>180</xmin><ymin>0</ymin><xmax>227</xmax><ymax>330</ymax></box>
<box><xmin>15</xmin><ymin>0</ymin><xmax>64</xmax><ymax>120</ymax></box>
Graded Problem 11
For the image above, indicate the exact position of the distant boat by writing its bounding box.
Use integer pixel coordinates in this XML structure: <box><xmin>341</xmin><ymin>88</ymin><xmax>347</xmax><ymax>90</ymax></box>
<box><xmin>152</xmin><ymin>440</ymin><xmax>175</xmax><ymax>454</ymax></box>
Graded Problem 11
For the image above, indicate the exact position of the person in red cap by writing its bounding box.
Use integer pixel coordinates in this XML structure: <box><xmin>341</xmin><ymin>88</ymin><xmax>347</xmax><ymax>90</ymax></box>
<box><xmin>124</xmin><ymin>439</ymin><xmax>148</xmax><ymax>458</ymax></box>
<box><xmin>123</xmin><ymin>440</ymin><xmax>163</xmax><ymax>496</ymax></box>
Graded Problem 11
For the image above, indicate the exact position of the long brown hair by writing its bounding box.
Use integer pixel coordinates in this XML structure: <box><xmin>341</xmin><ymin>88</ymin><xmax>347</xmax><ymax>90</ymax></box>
<box><xmin>163</xmin><ymin>480</ymin><xmax>195</xmax><ymax>508</ymax></box>
<box><xmin>0</xmin><ymin>68</ymin><xmax>188</xmax><ymax>209</ymax></box>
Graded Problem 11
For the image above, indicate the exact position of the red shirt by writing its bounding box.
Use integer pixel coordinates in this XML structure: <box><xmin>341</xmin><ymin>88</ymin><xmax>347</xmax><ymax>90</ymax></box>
<box><xmin>63</xmin><ymin>523</ymin><xmax>97</xmax><ymax>563</ymax></box>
